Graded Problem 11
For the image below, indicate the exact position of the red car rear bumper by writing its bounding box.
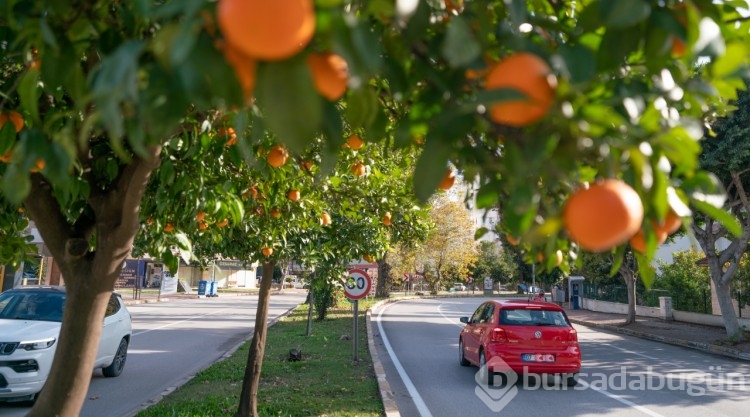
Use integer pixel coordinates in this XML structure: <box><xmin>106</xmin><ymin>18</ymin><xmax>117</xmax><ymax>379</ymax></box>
<box><xmin>486</xmin><ymin>344</ymin><xmax>581</xmax><ymax>374</ymax></box>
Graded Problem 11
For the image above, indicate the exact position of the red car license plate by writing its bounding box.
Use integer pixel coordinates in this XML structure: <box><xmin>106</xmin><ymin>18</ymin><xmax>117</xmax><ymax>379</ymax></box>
<box><xmin>522</xmin><ymin>353</ymin><xmax>555</xmax><ymax>363</ymax></box>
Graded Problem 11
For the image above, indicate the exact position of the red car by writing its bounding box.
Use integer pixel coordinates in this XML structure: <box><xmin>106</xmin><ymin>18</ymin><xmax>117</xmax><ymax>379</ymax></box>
<box><xmin>459</xmin><ymin>299</ymin><xmax>581</xmax><ymax>386</ymax></box>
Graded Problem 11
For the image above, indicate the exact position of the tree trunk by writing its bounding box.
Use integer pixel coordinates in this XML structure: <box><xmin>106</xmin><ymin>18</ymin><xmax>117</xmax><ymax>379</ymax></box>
<box><xmin>375</xmin><ymin>253</ymin><xmax>392</xmax><ymax>298</ymax></box>
<box><xmin>28</xmin><ymin>276</ymin><xmax>114</xmax><ymax>417</ymax></box>
<box><xmin>619</xmin><ymin>255</ymin><xmax>637</xmax><ymax>325</ymax></box>
<box><xmin>235</xmin><ymin>259</ymin><xmax>275</xmax><ymax>417</ymax></box>
<box><xmin>26</xmin><ymin>148</ymin><xmax>159</xmax><ymax>417</ymax></box>
<box><xmin>714</xmin><ymin>277</ymin><xmax>742</xmax><ymax>338</ymax></box>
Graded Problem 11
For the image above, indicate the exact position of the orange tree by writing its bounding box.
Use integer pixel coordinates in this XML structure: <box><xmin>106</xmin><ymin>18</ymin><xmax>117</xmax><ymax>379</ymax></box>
<box><xmin>2</xmin><ymin>1</ymin><xmax>750</xmax><ymax>416</ymax></box>
<box><xmin>133</xmin><ymin>122</ymin><xmax>429</xmax><ymax>415</ymax></box>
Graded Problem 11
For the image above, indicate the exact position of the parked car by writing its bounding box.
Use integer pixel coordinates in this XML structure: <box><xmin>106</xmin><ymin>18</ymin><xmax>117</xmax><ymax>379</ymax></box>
<box><xmin>453</xmin><ymin>283</ymin><xmax>466</xmax><ymax>291</ymax></box>
<box><xmin>0</xmin><ymin>286</ymin><xmax>132</xmax><ymax>402</ymax></box>
<box><xmin>458</xmin><ymin>299</ymin><xmax>581</xmax><ymax>386</ymax></box>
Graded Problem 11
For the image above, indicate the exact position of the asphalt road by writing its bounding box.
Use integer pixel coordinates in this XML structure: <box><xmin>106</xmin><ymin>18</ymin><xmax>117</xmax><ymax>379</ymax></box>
<box><xmin>0</xmin><ymin>292</ymin><xmax>305</xmax><ymax>417</ymax></box>
<box><xmin>373</xmin><ymin>298</ymin><xmax>750</xmax><ymax>417</ymax></box>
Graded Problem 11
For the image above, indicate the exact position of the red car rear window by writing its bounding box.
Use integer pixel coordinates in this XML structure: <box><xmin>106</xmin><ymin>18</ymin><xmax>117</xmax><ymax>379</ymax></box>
<box><xmin>500</xmin><ymin>308</ymin><xmax>568</xmax><ymax>326</ymax></box>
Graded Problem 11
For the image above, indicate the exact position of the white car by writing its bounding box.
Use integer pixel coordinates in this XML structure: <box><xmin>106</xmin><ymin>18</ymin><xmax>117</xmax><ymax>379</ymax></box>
<box><xmin>0</xmin><ymin>286</ymin><xmax>132</xmax><ymax>402</ymax></box>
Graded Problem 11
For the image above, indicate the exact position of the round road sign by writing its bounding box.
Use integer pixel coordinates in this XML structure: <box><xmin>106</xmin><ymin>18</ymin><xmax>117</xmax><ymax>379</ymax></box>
<box><xmin>344</xmin><ymin>269</ymin><xmax>372</xmax><ymax>300</ymax></box>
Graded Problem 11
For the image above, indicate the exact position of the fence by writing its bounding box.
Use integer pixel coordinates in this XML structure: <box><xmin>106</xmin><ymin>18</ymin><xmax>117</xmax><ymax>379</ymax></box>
<box><xmin>582</xmin><ymin>283</ymin><xmax>712</xmax><ymax>314</ymax></box>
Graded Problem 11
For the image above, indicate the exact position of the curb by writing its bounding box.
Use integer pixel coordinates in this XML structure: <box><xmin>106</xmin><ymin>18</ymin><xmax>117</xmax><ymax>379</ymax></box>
<box><xmin>366</xmin><ymin>298</ymin><xmax>409</xmax><ymax>417</ymax></box>
<box><xmin>570</xmin><ymin>318</ymin><xmax>750</xmax><ymax>362</ymax></box>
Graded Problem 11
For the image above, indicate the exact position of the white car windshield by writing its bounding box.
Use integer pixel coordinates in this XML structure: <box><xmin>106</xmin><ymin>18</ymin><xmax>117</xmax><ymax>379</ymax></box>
<box><xmin>0</xmin><ymin>290</ymin><xmax>65</xmax><ymax>322</ymax></box>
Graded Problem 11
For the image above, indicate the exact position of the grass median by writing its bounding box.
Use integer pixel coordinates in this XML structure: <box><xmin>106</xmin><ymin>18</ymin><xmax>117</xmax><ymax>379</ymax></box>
<box><xmin>135</xmin><ymin>297</ymin><xmax>383</xmax><ymax>417</ymax></box>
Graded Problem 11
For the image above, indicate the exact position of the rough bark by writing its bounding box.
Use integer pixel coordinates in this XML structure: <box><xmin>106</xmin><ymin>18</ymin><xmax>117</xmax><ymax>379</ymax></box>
<box><xmin>25</xmin><ymin>147</ymin><xmax>161</xmax><ymax>417</ymax></box>
<box><xmin>235</xmin><ymin>259</ymin><xmax>275</xmax><ymax>417</ymax></box>
<box><xmin>622</xmin><ymin>263</ymin><xmax>637</xmax><ymax>325</ymax></box>
<box><xmin>375</xmin><ymin>253</ymin><xmax>392</xmax><ymax>298</ymax></box>
<box><xmin>691</xmin><ymin>170</ymin><xmax>750</xmax><ymax>340</ymax></box>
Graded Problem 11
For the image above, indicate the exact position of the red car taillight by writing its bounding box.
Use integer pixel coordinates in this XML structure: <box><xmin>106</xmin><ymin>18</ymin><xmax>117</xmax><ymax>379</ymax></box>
<box><xmin>490</xmin><ymin>328</ymin><xmax>507</xmax><ymax>343</ymax></box>
<box><xmin>566</xmin><ymin>328</ymin><xmax>578</xmax><ymax>345</ymax></box>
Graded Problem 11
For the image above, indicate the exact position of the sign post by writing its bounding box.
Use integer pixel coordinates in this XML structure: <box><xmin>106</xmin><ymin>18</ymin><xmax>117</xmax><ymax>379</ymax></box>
<box><xmin>344</xmin><ymin>269</ymin><xmax>372</xmax><ymax>362</ymax></box>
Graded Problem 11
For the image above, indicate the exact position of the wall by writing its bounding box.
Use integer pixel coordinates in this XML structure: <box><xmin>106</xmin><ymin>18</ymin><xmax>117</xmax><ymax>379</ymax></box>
<box><xmin>582</xmin><ymin>296</ymin><xmax>750</xmax><ymax>329</ymax></box>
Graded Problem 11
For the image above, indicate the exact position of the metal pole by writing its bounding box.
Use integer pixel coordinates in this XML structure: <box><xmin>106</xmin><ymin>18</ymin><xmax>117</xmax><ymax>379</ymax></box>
<box><xmin>353</xmin><ymin>299</ymin><xmax>359</xmax><ymax>362</ymax></box>
<box><xmin>532</xmin><ymin>264</ymin><xmax>536</xmax><ymax>289</ymax></box>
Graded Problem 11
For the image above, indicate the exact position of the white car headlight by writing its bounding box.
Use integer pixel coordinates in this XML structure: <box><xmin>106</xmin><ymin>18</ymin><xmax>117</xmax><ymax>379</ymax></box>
<box><xmin>18</xmin><ymin>338</ymin><xmax>57</xmax><ymax>351</ymax></box>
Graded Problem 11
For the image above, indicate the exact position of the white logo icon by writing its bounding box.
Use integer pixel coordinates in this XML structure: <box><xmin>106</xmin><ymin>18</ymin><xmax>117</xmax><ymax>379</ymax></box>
<box><xmin>474</xmin><ymin>356</ymin><xmax>519</xmax><ymax>412</ymax></box>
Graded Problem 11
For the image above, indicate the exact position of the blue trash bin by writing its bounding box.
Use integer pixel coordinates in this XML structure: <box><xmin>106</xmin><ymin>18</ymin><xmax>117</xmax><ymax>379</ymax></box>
<box><xmin>207</xmin><ymin>281</ymin><xmax>218</xmax><ymax>297</ymax></box>
<box><xmin>198</xmin><ymin>280</ymin><xmax>208</xmax><ymax>296</ymax></box>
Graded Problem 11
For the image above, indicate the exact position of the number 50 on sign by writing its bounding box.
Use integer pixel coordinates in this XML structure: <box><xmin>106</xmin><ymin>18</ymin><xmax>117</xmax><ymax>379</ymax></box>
<box><xmin>344</xmin><ymin>269</ymin><xmax>372</xmax><ymax>300</ymax></box>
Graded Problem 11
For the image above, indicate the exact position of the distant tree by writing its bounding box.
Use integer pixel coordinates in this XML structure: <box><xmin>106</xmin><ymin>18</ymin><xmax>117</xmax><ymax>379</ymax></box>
<box><xmin>655</xmin><ymin>250</ymin><xmax>711</xmax><ymax>313</ymax></box>
<box><xmin>694</xmin><ymin>84</ymin><xmax>750</xmax><ymax>339</ymax></box>
<box><xmin>420</xmin><ymin>195</ymin><xmax>477</xmax><ymax>294</ymax></box>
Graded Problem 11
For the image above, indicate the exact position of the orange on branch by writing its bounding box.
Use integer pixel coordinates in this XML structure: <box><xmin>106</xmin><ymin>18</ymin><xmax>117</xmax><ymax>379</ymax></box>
<box><xmin>0</xmin><ymin>111</ymin><xmax>24</xmax><ymax>133</ymax></box>
<box><xmin>270</xmin><ymin>208</ymin><xmax>281</xmax><ymax>219</ymax></box>
<box><xmin>300</xmin><ymin>160</ymin><xmax>314</xmax><ymax>172</ymax></box>
<box><xmin>164</xmin><ymin>223</ymin><xmax>175</xmax><ymax>233</ymax></box>
<box><xmin>221</xmin><ymin>44</ymin><xmax>257</xmax><ymax>100</ymax></box>
<box><xmin>629</xmin><ymin>227</ymin><xmax>668</xmax><ymax>254</ymax></box>
<box><xmin>261</xmin><ymin>247</ymin><xmax>274</xmax><ymax>257</ymax></box>
<box><xmin>320</xmin><ymin>212</ymin><xmax>332</xmax><ymax>226</ymax></box>
<box><xmin>216</xmin><ymin>218</ymin><xmax>229</xmax><ymax>228</ymax></box>
<box><xmin>351</xmin><ymin>162</ymin><xmax>366</xmax><ymax>177</ymax></box>
<box><xmin>196</xmin><ymin>211</ymin><xmax>206</xmax><ymax>222</ymax></box>
<box><xmin>660</xmin><ymin>210</ymin><xmax>682</xmax><ymax>235</ymax></box>
<box><xmin>485</xmin><ymin>52</ymin><xmax>556</xmax><ymax>127</ymax></box>
<box><xmin>562</xmin><ymin>179</ymin><xmax>644</xmax><ymax>252</ymax></box>
<box><xmin>267</xmin><ymin>145</ymin><xmax>289</xmax><ymax>167</ymax></box>
<box><xmin>382</xmin><ymin>212</ymin><xmax>392</xmax><ymax>226</ymax></box>
<box><xmin>346</xmin><ymin>134</ymin><xmax>364</xmax><ymax>150</ymax></box>
<box><xmin>198</xmin><ymin>221</ymin><xmax>209</xmax><ymax>230</ymax></box>
<box><xmin>363</xmin><ymin>254</ymin><xmax>375</xmax><ymax>263</ymax></box>
<box><xmin>307</xmin><ymin>52</ymin><xmax>349</xmax><ymax>101</ymax></box>
<box><xmin>287</xmin><ymin>189</ymin><xmax>301</xmax><ymax>201</ymax></box>
<box><xmin>217</xmin><ymin>0</ymin><xmax>315</xmax><ymax>61</ymax></box>
<box><xmin>438</xmin><ymin>169</ymin><xmax>455</xmax><ymax>190</ymax></box>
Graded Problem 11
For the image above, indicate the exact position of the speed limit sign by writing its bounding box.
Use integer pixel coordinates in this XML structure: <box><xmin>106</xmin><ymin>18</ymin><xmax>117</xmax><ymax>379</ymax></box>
<box><xmin>344</xmin><ymin>269</ymin><xmax>372</xmax><ymax>300</ymax></box>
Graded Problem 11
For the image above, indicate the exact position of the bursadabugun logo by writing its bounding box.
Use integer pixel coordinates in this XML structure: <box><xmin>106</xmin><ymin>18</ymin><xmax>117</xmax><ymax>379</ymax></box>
<box><xmin>474</xmin><ymin>356</ymin><xmax>519</xmax><ymax>412</ymax></box>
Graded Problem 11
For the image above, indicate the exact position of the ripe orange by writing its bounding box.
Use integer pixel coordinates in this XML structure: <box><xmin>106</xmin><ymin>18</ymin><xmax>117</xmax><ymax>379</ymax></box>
<box><xmin>0</xmin><ymin>111</ymin><xmax>24</xmax><ymax>132</ymax></box>
<box><xmin>671</xmin><ymin>3</ymin><xmax>688</xmax><ymax>57</ymax></box>
<box><xmin>219</xmin><ymin>127</ymin><xmax>238</xmax><ymax>146</ymax></box>
<box><xmin>30</xmin><ymin>159</ymin><xmax>46</xmax><ymax>173</ymax></box>
<box><xmin>217</xmin><ymin>0</ymin><xmax>315</xmax><ymax>61</ymax></box>
<box><xmin>222</xmin><ymin>43</ymin><xmax>257</xmax><ymax>100</ymax></box>
<box><xmin>307</xmin><ymin>52</ymin><xmax>349</xmax><ymax>101</ymax></box>
<box><xmin>629</xmin><ymin>227</ymin><xmax>668</xmax><ymax>253</ymax></box>
<box><xmin>346</xmin><ymin>134</ymin><xmax>364</xmax><ymax>150</ymax></box>
<box><xmin>562</xmin><ymin>179</ymin><xmax>644</xmax><ymax>252</ymax></box>
<box><xmin>505</xmin><ymin>234</ymin><xmax>519</xmax><ymax>246</ymax></box>
<box><xmin>262</xmin><ymin>246</ymin><xmax>274</xmax><ymax>257</ymax></box>
<box><xmin>164</xmin><ymin>223</ymin><xmax>175</xmax><ymax>233</ymax></box>
<box><xmin>287</xmin><ymin>189</ymin><xmax>301</xmax><ymax>201</ymax></box>
<box><xmin>300</xmin><ymin>160</ymin><xmax>314</xmax><ymax>171</ymax></box>
<box><xmin>363</xmin><ymin>254</ymin><xmax>375</xmax><ymax>263</ymax></box>
<box><xmin>267</xmin><ymin>145</ymin><xmax>288</xmax><ymax>167</ymax></box>
<box><xmin>0</xmin><ymin>150</ymin><xmax>12</xmax><ymax>163</ymax></box>
<box><xmin>217</xmin><ymin>218</ymin><xmax>229</xmax><ymax>228</ymax></box>
<box><xmin>146</xmin><ymin>217</ymin><xmax>154</xmax><ymax>225</ymax></box>
<box><xmin>199</xmin><ymin>221</ymin><xmax>209</xmax><ymax>230</ymax></box>
<box><xmin>320</xmin><ymin>212</ymin><xmax>332</xmax><ymax>226</ymax></box>
<box><xmin>270</xmin><ymin>208</ymin><xmax>281</xmax><ymax>218</ymax></box>
<box><xmin>485</xmin><ymin>52</ymin><xmax>555</xmax><ymax>127</ymax></box>
<box><xmin>351</xmin><ymin>162</ymin><xmax>366</xmax><ymax>177</ymax></box>
<box><xmin>438</xmin><ymin>169</ymin><xmax>455</xmax><ymax>190</ymax></box>
<box><xmin>660</xmin><ymin>210</ymin><xmax>682</xmax><ymax>234</ymax></box>
<box><xmin>444</xmin><ymin>0</ymin><xmax>464</xmax><ymax>13</ymax></box>
<box><xmin>382</xmin><ymin>212</ymin><xmax>392</xmax><ymax>226</ymax></box>
<box><xmin>196</xmin><ymin>211</ymin><xmax>206</xmax><ymax>222</ymax></box>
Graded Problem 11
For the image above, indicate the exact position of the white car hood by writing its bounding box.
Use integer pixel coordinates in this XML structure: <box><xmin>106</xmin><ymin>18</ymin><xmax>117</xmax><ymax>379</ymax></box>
<box><xmin>0</xmin><ymin>318</ymin><xmax>60</xmax><ymax>342</ymax></box>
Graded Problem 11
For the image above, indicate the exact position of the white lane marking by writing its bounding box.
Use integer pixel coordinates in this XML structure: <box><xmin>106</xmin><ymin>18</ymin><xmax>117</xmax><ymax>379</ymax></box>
<box><xmin>437</xmin><ymin>303</ymin><xmax>471</xmax><ymax>328</ymax></box>
<box><xmin>589</xmin><ymin>386</ymin><xmax>666</xmax><ymax>417</ymax></box>
<box><xmin>376</xmin><ymin>302</ymin><xmax>434</xmax><ymax>417</ymax></box>
<box><xmin>132</xmin><ymin>307</ymin><xmax>235</xmax><ymax>337</ymax></box>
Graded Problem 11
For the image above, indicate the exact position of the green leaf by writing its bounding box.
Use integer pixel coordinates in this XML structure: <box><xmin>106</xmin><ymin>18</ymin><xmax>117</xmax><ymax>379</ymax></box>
<box><xmin>713</xmin><ymin>43</ymin><xmax>747</xmax><ymax>78</ymax></box>
<box><xmin>475</xmin><ymin>182</ymin><xmax>499</xmax><ymax>209</ymax></box>
<box><xmin>412</xmin><ymin>141</ymin><xmax>450</xmax><ymax>203</ymax></box>
<box><xmin>600</xmin><ymin>0</ymin><xmax>651</xmax><ymax>29</ymax></box>
<box><xmin>442</xmin><ymin>16</ymin><xmax>481</xmax><ymax>68</ymax></box>
<box><xmin>558</xmin><ymin>44</ymin><xmax>597</xmax><ymax>84</ymax></box>
<box><xmin>2</xmin><ymin>165</ymin><xmax>31</xmax><ymax>204</ymax></box>
<box><xmin>18</xmin><ymin>70</ymin><xmax>41</xmax><ymax>126</ymax></box>
<box><xmin>597</xmin><ymin>27</ymin><xmax>642</xmax><ymax>71</ymax></box>
<box><xmin>346</xmin><ymin>87</ymin><xmax>379</xmax><ymax>129</ymax></box>
<box><xmin>474</xmin><ymin>227</ymin><xmax>488</xmax><ymax>240</ymax></box>
<box><xmin>256</xmin><ymin>58</ymin><xmax>323</xmax><ymax>154</ymax></box>
<box><xmin>692</xmin><ymin>200</ymin><xmax>742</xmax><ymax>238</ymax></box>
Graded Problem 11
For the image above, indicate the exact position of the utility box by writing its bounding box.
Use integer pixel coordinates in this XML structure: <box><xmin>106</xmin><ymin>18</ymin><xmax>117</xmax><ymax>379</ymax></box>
<box><xmin>198</xmin><ymin>280</ymin><xmax>208</xmax><ymax>297</ymax></box>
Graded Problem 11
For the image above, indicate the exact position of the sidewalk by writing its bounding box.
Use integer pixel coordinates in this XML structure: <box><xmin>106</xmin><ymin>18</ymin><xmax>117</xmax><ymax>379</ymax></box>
<box><xmin>566</xmin><ymin>308</ymin><xmax>750</xmax><ymax>361</ymax></box>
